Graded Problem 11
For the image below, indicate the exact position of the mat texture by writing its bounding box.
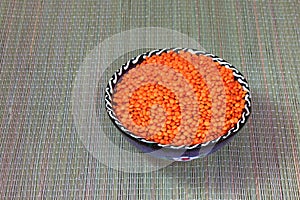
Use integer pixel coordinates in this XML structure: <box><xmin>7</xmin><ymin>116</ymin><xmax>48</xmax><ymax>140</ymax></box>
<box><xmin>0</xmin><ymin>0</ymin><xmax>299</xmax><ymax>199</ymax></box>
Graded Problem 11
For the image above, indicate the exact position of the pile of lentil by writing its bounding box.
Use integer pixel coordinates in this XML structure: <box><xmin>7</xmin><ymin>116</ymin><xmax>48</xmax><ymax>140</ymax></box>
<box><xmin>112</xmin><ymin>51</ymin><xmax>247</xmax><ymax>146</ymax></box>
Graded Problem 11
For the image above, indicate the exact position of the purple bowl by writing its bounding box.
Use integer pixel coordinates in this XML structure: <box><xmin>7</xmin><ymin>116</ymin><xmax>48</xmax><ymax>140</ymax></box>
<box><xmin>105</xmin><ymin>47</ymin><xmax>251</xmax><ymax>161</ymax></box>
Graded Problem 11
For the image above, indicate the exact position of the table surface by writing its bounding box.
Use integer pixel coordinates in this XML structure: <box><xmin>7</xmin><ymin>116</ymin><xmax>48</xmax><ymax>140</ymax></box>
<box><xmin>0</xmin><ymin>0</ymin><xmax>299</xmax><ymax>199</ymax></box>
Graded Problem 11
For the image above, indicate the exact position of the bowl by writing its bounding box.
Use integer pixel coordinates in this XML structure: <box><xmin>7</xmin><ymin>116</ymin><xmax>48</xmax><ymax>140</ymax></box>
<box><xmin>105</xmin><ymin>47</ymin><xmax>251</xmax><ymax>161</ymax></box>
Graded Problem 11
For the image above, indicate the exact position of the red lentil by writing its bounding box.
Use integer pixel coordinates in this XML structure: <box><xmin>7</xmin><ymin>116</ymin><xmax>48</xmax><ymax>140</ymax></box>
<box><xmin>112</xmin><ymin>51</ymin><xmax>247</xmax><ymax>146</ymax></box>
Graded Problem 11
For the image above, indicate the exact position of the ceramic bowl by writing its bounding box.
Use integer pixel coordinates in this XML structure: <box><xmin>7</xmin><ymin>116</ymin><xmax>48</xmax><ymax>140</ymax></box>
<box><xmin>105</xmin><ymin>47</ymin><xmax>251</xmax><ymax>161</ymax></box>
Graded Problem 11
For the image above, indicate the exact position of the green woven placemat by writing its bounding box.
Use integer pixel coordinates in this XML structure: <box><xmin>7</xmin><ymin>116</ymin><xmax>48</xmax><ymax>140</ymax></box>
<box><xmin>0</xmin><ymin>0</ymin><xmax>299</xmax><ymax>199</ymax></box>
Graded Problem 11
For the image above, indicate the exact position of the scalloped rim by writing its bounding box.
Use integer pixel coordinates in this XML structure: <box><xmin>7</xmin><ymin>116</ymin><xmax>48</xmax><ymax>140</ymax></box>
<box><xmin>104</xmin><ymin>47</ymin><xmax>252</xmax><ymax>150</ymax></box>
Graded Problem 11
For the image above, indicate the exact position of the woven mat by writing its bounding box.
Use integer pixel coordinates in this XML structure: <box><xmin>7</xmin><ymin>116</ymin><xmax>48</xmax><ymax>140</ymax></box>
<box><xmin>1</xmin><ymin>1</ymin><xmax>299</xmax><ymax>199</ymax></box>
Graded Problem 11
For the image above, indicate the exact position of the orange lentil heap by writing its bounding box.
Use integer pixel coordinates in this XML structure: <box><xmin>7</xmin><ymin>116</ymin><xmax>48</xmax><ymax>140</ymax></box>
<box><xmin>112</xmin><ymin>51</ymin><xmax>247</xmax><ymax>146</ymax></box>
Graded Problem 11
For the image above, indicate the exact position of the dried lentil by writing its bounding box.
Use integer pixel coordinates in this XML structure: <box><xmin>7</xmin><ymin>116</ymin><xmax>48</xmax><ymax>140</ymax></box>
<box><xmin>112</xmin><ymin>51</ymin><xmax>247</xmax><ymax>146</ymax></box>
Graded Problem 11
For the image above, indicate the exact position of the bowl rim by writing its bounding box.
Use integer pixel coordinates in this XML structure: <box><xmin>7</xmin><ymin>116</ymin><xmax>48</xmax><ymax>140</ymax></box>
<box><xmin>104</xmin><ymin>47</ymin><xmax>252</xmax><ymax>150</ymax></box>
